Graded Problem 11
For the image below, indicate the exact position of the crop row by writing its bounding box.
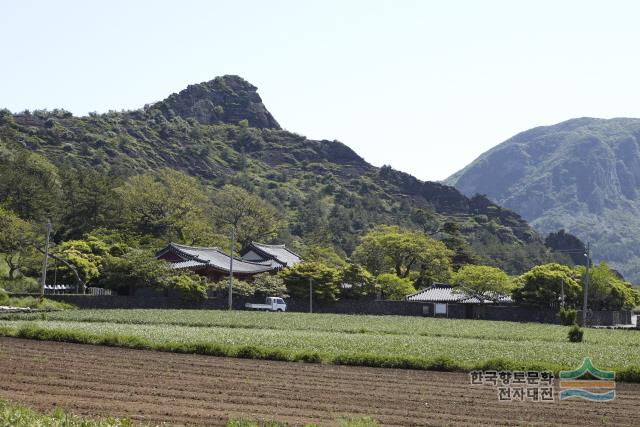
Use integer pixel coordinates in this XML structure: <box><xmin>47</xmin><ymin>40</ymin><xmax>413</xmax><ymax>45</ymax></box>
<box><xmin>5</xmin><ymin>309</ymin><xmax>640</xmax><ymax>347</ymax></box>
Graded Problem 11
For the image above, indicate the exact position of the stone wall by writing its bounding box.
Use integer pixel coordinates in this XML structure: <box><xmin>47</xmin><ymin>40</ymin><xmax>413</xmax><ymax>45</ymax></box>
<box><xmin>35</xmin><ymin>294</ymin><xmax>631</xmax><ymax>326</ymax></box>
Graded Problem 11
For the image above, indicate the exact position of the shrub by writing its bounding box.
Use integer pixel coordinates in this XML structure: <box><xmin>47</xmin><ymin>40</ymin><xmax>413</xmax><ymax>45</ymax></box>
<box><xmin>280</xmin><ymin>261</ymin><xmax>341</xmax><ymax>302</ymax></box>
<box><xmin>375</xmin><ymin>273</ymin><xmax>415</xmax><ymax>301</ymax></box>
<box><xmin>0</xmin><ymin>399</ymin><xmax>133</xmax><ymax>427</ymax></box>
<box><xmin>297</xmin><ymin>352</ymin><xmax>322</xmax><ymax>364</ymax></box>
<box><xmin>171</xmin><ymin>273</ymin><xmax>208</xmax><ymax>301</ymax></box>
<box><xmin>251</xmin><ymin>273</ymin><xmax>288</xmax><ymax>298</ymax></box>
<box><xmin>0</xmin><ymin>288</ymin><xmax>7</xmax><ymax>304</ymax></box>
<box><xmin>427</xmin><ymin>356</ymin><xmax>457</xmax><ymax>372</ymax></box>
<box><xmin>0</xmin><ymin>278</ymin><xmax>40</xmax><ymax>293</ymax></box>
<box><xmin>618</xmin><ymin>366</ymin><xmax>640</xmax><ymax>382</ymax></box>
<box><xmin>568</xmin><ymin>325</ymin><xmax>584</xmax><ymax>342</ymax></box>
<box><xmin>558</xmin><ymin>307</ymin><xmax>577</xmax><ymax>326</ymax></box>
<box><xmin>5</xmin><ymin>296</ymin><xmax>74</xmax><ymax>310</ymax></box>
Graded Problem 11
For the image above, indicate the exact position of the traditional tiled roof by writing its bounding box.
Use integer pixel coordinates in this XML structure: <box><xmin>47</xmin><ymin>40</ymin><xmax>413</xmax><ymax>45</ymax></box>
<box><xmin>171</xmin><ymin>260</ymin><xmax>207</xmax><ymax>270</ymax></box>
<box><xmin>157</xmin><ymin>243</ymin><xmax>273</xmax><ymax>274</ymax></box>
<box><xmin>239</xmin><ymin>242</ymin><xmax>302</xmax><ymax>267</ymax></box>
<box><xmin>406</xmin><ymin>283</ymin><xmax>512</xmax><ymax>304</ymax></box>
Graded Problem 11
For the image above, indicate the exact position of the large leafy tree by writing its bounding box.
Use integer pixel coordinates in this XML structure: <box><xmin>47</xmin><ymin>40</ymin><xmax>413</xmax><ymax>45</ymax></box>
<box><xmin>578</xmin><ymin>262</ymin><xmax>640</xmax><ymax>310</ymax></box>
<box><xmin>0</xmin><ymin>207</ymin><xmax>39</xmax><ymax>280</ymax></box>
<box><xmin>352</xmin><ymin>225</ymin><xmax>453</xmax><ymax>284</ymax></box>
<box><xmin>212</xmin><ymin>184</ymin><xmax>281</xmax><ymax>247</ymax></box>
<box><xmin>279</xmin><ymin>261</ymin><xmax>340</xmax><ymax>303</ymax></box>
<box><xmin>451</xmin><ymin>265</ymin><xmax>513</xmax><ymax>301</ymax></box>
<box><xmin>55</xmin><ymin>235</ymin><xmax>121</xmax><ymax>285</ymax></box>
<box><xmin>513</xmin><ymin>263</ymin><xmax>582</xmax><ymax>307</ymax></box>
<box><xmin>116</xmin><ymin>169</ymin><xmax>213</xmax><ymax>243</ymax></box>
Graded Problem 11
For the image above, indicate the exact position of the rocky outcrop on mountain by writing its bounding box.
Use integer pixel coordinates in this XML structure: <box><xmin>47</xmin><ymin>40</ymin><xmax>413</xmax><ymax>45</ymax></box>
<box><xmin>152</xmin><ymin>75</ymin><xmax>280</xmax><ymax>129</ymax></box>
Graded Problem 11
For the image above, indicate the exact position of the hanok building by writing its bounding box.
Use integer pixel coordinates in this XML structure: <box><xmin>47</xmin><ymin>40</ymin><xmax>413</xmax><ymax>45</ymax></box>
<box><xmin>406</xmin><ymin>283</ymin><xmax>512</xmax><ymax>317</ymax></box>
<box><xmin>156</xmin><ymin>242</ymin><xmax>301</xmax><ymax>281</ymax></box>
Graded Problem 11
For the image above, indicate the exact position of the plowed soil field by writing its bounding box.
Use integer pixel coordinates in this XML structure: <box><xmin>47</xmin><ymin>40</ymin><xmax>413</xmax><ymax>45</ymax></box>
<box><xmin>1</xmin><ymin>337</ymin><xmax>638</xmax><ymax>426</ymax></box>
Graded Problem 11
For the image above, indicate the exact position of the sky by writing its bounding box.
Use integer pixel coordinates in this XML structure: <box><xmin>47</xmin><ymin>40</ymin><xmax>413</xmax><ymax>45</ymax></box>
<box><xmin>2</xmin><ymin>0</ymin><xmax>640</xmax><ymax>181</ymax></box>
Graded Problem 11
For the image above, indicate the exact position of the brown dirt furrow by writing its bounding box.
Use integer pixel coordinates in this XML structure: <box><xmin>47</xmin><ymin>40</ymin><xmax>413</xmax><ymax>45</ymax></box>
<box><xmin>1</xmin><ymin>337</ymin><xmax>639</xmax><ymax>426</ymax></box>
<box><xmin>6</xmin><ymin>366</ymin><xmax>620</xmax><ymax>426</ymax></box>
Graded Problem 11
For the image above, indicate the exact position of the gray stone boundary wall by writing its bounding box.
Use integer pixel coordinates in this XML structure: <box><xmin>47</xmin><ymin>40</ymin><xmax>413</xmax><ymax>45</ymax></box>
<box><xmin>14</xmin><ymin>293</ymin><xmax>631</xmax><ymax>326</ymax></box>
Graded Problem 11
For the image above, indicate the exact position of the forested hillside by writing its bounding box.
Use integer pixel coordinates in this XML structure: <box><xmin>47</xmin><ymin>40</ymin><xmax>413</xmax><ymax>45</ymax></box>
<box><xmin>447</xmin><ymin>117</ymin><xmax>640</xmax><ymax>283</ymax></box>
<box><xmin>0</xmin><ymin>75</ymin><xmax>561</xmax><ymax>284</ymax></box>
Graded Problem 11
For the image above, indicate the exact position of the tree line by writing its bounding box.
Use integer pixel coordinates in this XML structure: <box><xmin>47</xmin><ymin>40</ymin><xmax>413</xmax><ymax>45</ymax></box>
<box><xmin>0</xmin><ymin>148</ymin><xmax>637</xmax><ymax>310</ymax></box>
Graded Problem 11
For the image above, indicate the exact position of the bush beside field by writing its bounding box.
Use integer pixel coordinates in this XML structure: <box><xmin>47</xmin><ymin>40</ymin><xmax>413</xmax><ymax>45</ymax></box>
<box><xmin>0</xmin><ymin>400</ymin><xmax>132</xmax><ymax>427</ymax></box>
<box><xmin>0</xmin><ymin>399</ymin><xmax>377</xmax><ymax>427</ymax></box>
<box><xmin>0</xmin><ymin>289</ymin><xmax>74</xmax><ymax>310</ymax></box>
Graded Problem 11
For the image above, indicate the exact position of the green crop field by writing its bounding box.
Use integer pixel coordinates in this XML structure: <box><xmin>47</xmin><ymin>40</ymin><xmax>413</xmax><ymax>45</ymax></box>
<box><xmin>1</xmin><ymin>310</ymin><xmax>639</xmax><ymax>379</ymax></box>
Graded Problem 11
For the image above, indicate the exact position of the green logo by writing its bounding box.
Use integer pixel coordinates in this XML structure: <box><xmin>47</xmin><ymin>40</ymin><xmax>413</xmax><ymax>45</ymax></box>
<box><xmin>559</xmin><ymin>358</ymin><xmax>615</xmax><ymax>401</ymax></box>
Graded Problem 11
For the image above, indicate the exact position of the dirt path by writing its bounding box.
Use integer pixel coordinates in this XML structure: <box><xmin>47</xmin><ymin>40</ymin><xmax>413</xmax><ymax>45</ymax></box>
<box><xmin>0</xmin><ymin>337</ymin><xmax>638</xmax><ymax>426</ymax></box>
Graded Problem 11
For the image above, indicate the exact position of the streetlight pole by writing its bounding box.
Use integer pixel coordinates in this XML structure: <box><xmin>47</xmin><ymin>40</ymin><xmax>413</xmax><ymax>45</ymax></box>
<box><xmin>309</xmin><ymin>277</ymin><xmax>313</xmax><ymax>314</ymax></box>
<box><xmin>228</xmin><ymin>225</ymin><xmax>235</xmax><ymax>310</ymax></box>
<box><xmin>582</xmin><ymin>242</ymin><xmax>591</xmax><ymax>326</ymax></box>
<box><xmin>39</xmin><ymin>220</ymin><xmax>51</xmax><ymax>298</ymax></box>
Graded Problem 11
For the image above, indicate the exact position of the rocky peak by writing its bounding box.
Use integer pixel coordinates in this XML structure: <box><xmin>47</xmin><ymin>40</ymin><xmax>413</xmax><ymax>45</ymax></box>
<box><xmin>153</xmin><ymin>75</ymin><xmax>281</xmax><ymax>129</ymax></box>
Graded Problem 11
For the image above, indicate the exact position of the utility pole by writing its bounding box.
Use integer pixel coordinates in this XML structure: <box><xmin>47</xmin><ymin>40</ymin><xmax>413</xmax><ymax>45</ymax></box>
<box><xmin>228</xmin><ymin>225</ymin><xmax>235</xmax><ymax>310</ymax></box>
<box><xmin>309</xmin><ymin>277</ymin><xmax>313</xmax><ymax>314</ymax></box>
<box><xmin>39</xmin><ymin>220</ymin><xmax>51</xmax><ymax>298</ymax></box>
<box><xmin>582</xmin><ymin>242</ymin><xmax>591</xmax><ymax>326</ymax></box>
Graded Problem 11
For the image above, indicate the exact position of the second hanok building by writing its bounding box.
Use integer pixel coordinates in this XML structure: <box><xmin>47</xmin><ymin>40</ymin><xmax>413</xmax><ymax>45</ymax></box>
<box><xmin>156</xmin><ymin>241</ymin><xmax>301</xmax><ymax>281</ymax></box>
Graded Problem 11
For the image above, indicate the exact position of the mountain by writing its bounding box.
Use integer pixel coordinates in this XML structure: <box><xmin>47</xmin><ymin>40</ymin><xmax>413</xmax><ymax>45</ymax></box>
<box><xmin>0</xmin><ymin>75</ymin><xmax>558</xmax><ymax>274</ymax></box>
<box><xmin>447</xmin><ymin>117</ymin><xmax>640</xmax><ymax>283</ymax></box>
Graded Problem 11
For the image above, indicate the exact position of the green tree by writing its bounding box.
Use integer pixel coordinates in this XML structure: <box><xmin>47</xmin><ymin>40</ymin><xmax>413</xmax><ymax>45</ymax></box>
<box><xmin>440</xmin><ymin>221</ymin><xmax>478</xmax><ymax>270</ymax></box>
<box><xmin>376</xmin><ymin>273</ymin><xmax>415</xmax><ymax>301</ymax></box>
<box><xmin>294</xmin><ymin>192</ymin><xmax>332</xmax><ymax>245</ymax></box>
<box><xmin>352</xmin><ymin>225</ymin><xmax>453</xmax><ymax>283</ymax></box>
<box><xmin>99</xmin><ymin>249</ymin><xmax>208</xmax><ymax>300</ymax></box>
<box><xmin>339</xmin><ymin>263</ymin><xmax>375</xmax><ymax>299</ymax></box>
<box><xmin>298</xmin><ymin>244</ymin><xmax>346</xmax><ymax>269</ymax></box>
<box><xmin>451</xmin><ymin>265</ymin><xmax>513</xmax><ymax>301</ymax></box>
<box><xmin>0</xmin><ymin>150</ymin><xmax>62</xmax><ymax>222</ymax></box>
<box><xmin>56</xmin><ymin>236</ymin><xmax>118</xmax><ymax>284</ymax></box>
<box><xmin>279</xmin><ymin>261</ymin><xmax>340</xmax><ymax>302</ymax></box>
<box><xmin>116</xmin><ymin>169</ymin><xmax>212</xmax><ymax>242</ymax></box>
<box><xmin>212</xmin><ymin>184</ymin><xmax>281</xmax><ymax>247</ymax></box>
<box><xmin>578</xmin><ymin>262</ymin><xmax>640</xmax><ymax>310</ymax></box>
<box><xmin>411</xmin><ymin>207</ymin><xmax>441</xmax><ymax>235</ymax></box>
<box><xmin>513</xmin><ymin>263</ymin><xmax>582</xmax><ymax>307</ymax></box>
<box><xmin>58</xmin><ymin>167</ymin><xmax>120</xmax><ymax>239</ymax></box>
<box><xmin>0</xmin><ymin>207</ymin><xmax>39</xmax><ymax>280</ymax></box>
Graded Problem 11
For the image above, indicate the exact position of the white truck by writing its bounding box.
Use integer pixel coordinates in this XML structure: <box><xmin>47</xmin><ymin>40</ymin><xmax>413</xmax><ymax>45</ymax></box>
<box><xmin>245</xmin><ymin>297</ymin><xmax>287</xmax><ymax>312</ymax></box>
